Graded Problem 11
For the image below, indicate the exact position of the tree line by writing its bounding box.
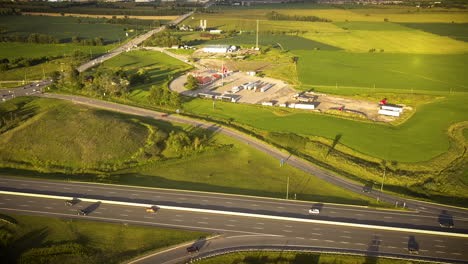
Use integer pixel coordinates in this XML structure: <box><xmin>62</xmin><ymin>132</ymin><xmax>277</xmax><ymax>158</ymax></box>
<box><xmin>265</xmin><ymin>11</ymin><xmax>332</xmax><ymax>22</ymax></box>
<box><xmin>0</xmin><ymin>33</ymin><xmax>59</xmax><ymax>44</ymax></box>
<box><xmin>0</xmin><ymin>55</ymin><xmax>61</xmax><ymax>72</ymax></box>
<box><xmin>143</xmin><ymin>30</ymin><xmax>184</xmax><ymax>47</ymax></box>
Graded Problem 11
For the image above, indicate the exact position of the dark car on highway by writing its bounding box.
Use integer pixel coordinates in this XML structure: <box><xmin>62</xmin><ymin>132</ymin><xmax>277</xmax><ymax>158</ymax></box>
<box><xmin>186</xmin><ymin>246</ymin><xmax>199</xmax><ymax>254</ymax></box>
<box><xmin>77</xmin><ymin>209</ymin><xmax>87</xmax><ymax>216</ymax></box>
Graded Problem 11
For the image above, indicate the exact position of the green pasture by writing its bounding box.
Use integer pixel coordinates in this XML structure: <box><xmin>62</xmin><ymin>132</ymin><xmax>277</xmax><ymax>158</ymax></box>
<box><xmin>0</xmin><ymin>15</ymin><xmax>138</xmax><ymax>43</ymax></box>
<box><xmin>0</xmin><ymin>97</ymin><xmax>376</xmax><ymax>206</ymax></box>
<box><xmin>295</xmin><ymin>51</ymin><xmax>468</xmax><ymax>92</ymax></box>
<box><xmin>302</xmin><ymin>25</ymin><xmax>468</xmax><ymax>54</ymax></box>
<box><xmin>98</xmin><ymin>50</ymin><xmax>192</xmax><ymax>101</ymax></box>
<box><xmin>182</xmin><ymin>93</ymin><xmax>468</xmax><ymax>163</ymax></box>
<box><xmin>0</xmin><ymin>213</ymin><xmax>206</xmax><ymax>264</ymax></box>
<box><xmin>202</xmin><ymin>34</ymin><xmax>341</xmax><ymax>51</ymax></box>
<box><xmin>0</xmin><ymin>42</ymin><xmax>111</xmax><ymax>60</ymax></box>
<box><xmin>400</xmin><ymin>23</ymin><xmax>468</xmax><ymax>42</ymax></box>
<box><xmin>196</xmin><ymin>251</ymin><xmax>431</xmax><ymax>264</ymax></box>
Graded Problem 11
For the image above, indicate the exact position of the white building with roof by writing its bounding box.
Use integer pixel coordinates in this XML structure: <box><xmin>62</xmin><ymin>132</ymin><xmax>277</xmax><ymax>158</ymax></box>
<box><xmin>202</xmin><ymin>45</ymin><xmax>239</xmax><ymax>53</ymax></box>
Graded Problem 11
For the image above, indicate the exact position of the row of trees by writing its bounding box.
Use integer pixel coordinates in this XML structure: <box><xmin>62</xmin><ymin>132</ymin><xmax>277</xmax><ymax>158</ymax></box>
<box><xmin>265</xmin><ymin>11</ymin><xmax>332</xmax><ymax>22</ymax></box>
<box><xmin>144</xmin><ymin>30</ymin><xmax>184</xmax><ymax>47</ymax></box>
<box><xmin>0</xmin><ymin>33</ymin><xmax>59</xmax><ymax>44</ymax></box>
<box><xmin>71</xmin><ymin>36</ymin><xmax>104</xmax><ymax>46</ymax></box>
<box><xmin>0</xmin><ymin>56</ymin><xmax>59</xmax><ymax>72</ymax></box>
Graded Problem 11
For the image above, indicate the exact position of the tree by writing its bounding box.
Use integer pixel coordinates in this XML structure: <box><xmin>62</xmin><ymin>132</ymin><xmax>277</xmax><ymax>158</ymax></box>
<box><xmin>185</xmin><ymin>75</ymin><xmax>199</xmax><ymax>90</ymax></box>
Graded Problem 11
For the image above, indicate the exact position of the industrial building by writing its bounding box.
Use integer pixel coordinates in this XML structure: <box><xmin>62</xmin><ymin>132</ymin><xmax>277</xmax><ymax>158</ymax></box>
<box><xmin>202</xmin><ymin>45</ymin><xmax>239</xmax><ymax>53</ymax></box>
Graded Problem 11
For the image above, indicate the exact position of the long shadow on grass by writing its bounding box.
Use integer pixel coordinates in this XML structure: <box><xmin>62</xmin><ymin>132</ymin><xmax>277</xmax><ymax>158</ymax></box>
<box><xmin>3</xmin><ymin>228</ymin><xmax>49</xmax><ymax>263</ymax></box>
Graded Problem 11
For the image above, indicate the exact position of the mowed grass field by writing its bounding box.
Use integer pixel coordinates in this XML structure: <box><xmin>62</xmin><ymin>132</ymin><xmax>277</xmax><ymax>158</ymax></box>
<box><xmin>0</xmin><ymin>15</ymin><xmax>137</xmax><ymax>43</ymax></box>
<box><xmin>0</xmin><ymin>213</ymin><xmax>206</xmax><ymax>264</ymax></box>
<box><xmin>400</xmin><ymin>23</ymin><xmax>468</xmax><ymax>42</ymax></box>
<box><xmin>0</xmin><ymin>97</ymin><xmax>376</xmax><ymax>206</ymax></box>
<box><xmin>186</xmin><ymin>9</ymin><xmax>468</xmax><ymax>54</ymax></box>
<box><xmin>98</xmin><ymin>50</ymin><xmax>192</xmax><ymax>102</ymax></box>
<box><xmin>295</xmin><ymin>51</ymin><xmax>468</xmax><ymax>92</ymax></box>
<box><xmin>182</xmin><ymin>93</ymin><xmax>467</xmax><ymax>163</ymax></box>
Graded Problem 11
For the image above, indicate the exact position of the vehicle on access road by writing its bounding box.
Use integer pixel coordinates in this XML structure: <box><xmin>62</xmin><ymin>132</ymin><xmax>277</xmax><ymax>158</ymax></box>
<box><xmin>77</xmin><ymin>209</ymin><xmax>88</xmax><ymax>216</ymax></box>
<box><xmin>146</xmin><ymin>207</ymin><xmax>158</xmax><ymax>213</ymax></box>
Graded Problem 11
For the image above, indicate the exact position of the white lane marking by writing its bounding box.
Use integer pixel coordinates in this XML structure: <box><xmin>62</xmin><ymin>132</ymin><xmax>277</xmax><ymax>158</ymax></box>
<box><xmin>355</xmin><ymin>214</ymin><xmax>364</xmax><ymax>216</ymax></box>
<box><xmin>451</xmin><ymin>253</ymin><xmax>462</xmax><ymax>256</ymax></box>
<box><xmin>311</xmin><ymin>233</ymin><xmax>322</xmax><ymax>236</ymax></box>
<box><xmin>27</xmin><ymin>200</ymin><xmax>35</xmax><ymax>203</ymax></box>
<box><xmin>383</xmin><ymin>216</ymin><xmax>393</xmax><ymax>219</ymax></box>
<box><xmin>330</xmin><ymin>211</ymin><xmax>337</xmax><ymax>214</ymax></box>
<box><xmin>312</xmin><ymin>228</ymin><xmax>321</xmax><ymax>231</ymax></box>
<box><xmin>420</xmin><ymin>249</ymin><xmax>429</xmax><ymax>252</ymax></box>
<box><xmin>253</xmin><ymin>227</ymin><xmax>264</xmax><ymax>230</ymax></box>
<box><xmin>340</xmin><ymin>236</ymin><xmax>351</xmax><ymax>239</ymax></box>
<box><xmin>324</xmin><ymin>240</ymin><xmax>334</xmax><ymax>243</ymax></box>
<box><xmin>45</xmin><ymin>207</ymin><xmax>53</xmax><ymax>209</ymax></box>
<box><xmin>225</xmin><ymin>201</ymin><xmax>232</xmax><ymax>204</ymax></box>
<box><xmin>120</xmin><ymin>214</ymin><xmax>128</xmax><ymax>217</ymax></box>
<box><xmin>175</xmin><ymin>215</ymin><xmax>183</xmax><ymax>217</ymax></box>
<box><xmin>434</xmin><ymin>239</ymin><xmax>444</xmax><ymax>242</ymax></box>
<box><xmin>355</xmin><ymin>243</ymin><xmax>365</xmax><ymax>246</ymax></box>
<box><xmin>225</xmin><ymin>224</ymin><xmax>235</xmax><ymax>227</ymax></box>
<box><xmin>252</xmin><ymin>204</ymin><xmax>259</xmax><ymax>207</ymax></box>
<box><xmin>284</xmin><ymin>225</ymin><xmax>292</xmax><ymax>228</ymax></box>
<box><xmin>257</xmin><ymin>222</ymin><xmax>264</xmax><ymax>225</ymax></box>
<box><xmin>436</xmin><ymin>251</ymin><xmax>445</xmax><ymax>254</ymax></box>
<box><xmin>410</xmin><ymin>219</ymin><xmax>420</xmax><ymax>221</ymax></box>
<box><xmin>100</xmin><ymin>208</ymin><xmax>107</xmax><ymax>210</ymax></box>
<box><xmin>277</xmin><ymin>207</ymin><xmax>285</xmax><ymax>209</ymax></box>
<box><xmin>108</xmin><ymin>192</ymin><xmax>116</xmax><ymax>194</ymax></box>
<box><xmin>387</xmin><ymin>246</ymin><xmax>396</xmax><ymax>249</ymax></box>
<box><xmin>202</xmin><ymin>217</ymin><xmax>209</xmax><ymax>220</ymax></box>
<box><xmin>296</xmin><ymin>237</ymin><xmax>305</xmax><ymax>240</ymax></box>
<box><xmin>202</xmin><ymin>200</ymin><xmax>209</xmax><ymax>203</ymax></box>
<box><xmin>87</xmin><ymin>189</ymin><xmax>92</xmax><ymax>192</ymax></box>
<box><xmin>197</xmin><ymin>222</ymin><xmax>208</xmax><ymax>225</ymax></box>
<box><xmin>144</xmin><ymin>216</ymin><xmax>154</xmax><ymax>219</ymax></box>
<box><xmin>340</xmin><ymin>241</ymin><xmax>349</xmax><ymax>244</ymax></box>
<box><xmin>4</xmin><ymin>198</ymin><xmax>11</xmax><ymax>201</ymax></box>
<box><xmin>229</xmin><ymin>219</ymin><xmax>237</xmax><ymax>222</ymax></box>
<box><xmin>283</xmin><ymin>230</ymin><xmax>292</xmax><ymax>233</ymax></box>
<box><xmin>20</xmin><ymin>184</ymin><xmax>28</xmax><ymax>186</ymax></box>
<box><xmin>435</xmin><ymin>245</ymin><xmax>446</xmax><ymax>248</ymax></box>
<box><xmin>20</xmin><ymin>204</ymin><xmax>29</xmax><ymax>207</ymax></box>
<box><xmin>94</xmin><ymin>212</ymin><xmax>102</xmax><ymax>214</ymax></box>
<box><xmin>178</xmin><ymin>198</ymin><xmax>186</xmax><ymax>200</ymax></box>
<box><xmin>64</xmin><ymin>187</ymin><xmax>71</xmax><ymax>190</ymax></box>
<box><xmin>173</xmin><ymin>219</ymin><xmax>183</xmax><ymax>222</ymax></box>
<box><xmin>343</xmin><ymin>231</ymin><xmax>351</xmax><ymax>234</ymax></box>
<box><xmin>41</xmin><ymin>185</ymin><xmax>49</xmax><ymax>188</ymax></box>
<box><xmin>125</xmin><ymin>209</ymin><xmax>132</xmax><ymax>212</ymax></box>
<box><xmin>310</xmin><ymin>238</ymin><xmax>318</xmax><ymax>241</ymax></box>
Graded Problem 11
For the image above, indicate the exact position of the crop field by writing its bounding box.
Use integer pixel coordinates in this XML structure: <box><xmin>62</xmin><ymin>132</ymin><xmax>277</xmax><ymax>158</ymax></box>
<box><xmin>0</xmin><ymin>97</ymin><xmax>376</xmax><ymax>206</ymax></box>
<box><xmin>400</xmin><ymin>23</ymin><xmax>468</xmax><ymax>42</ymax></box>
<box><xmin>303</xmin><ymin>24</ymin><xmax>468</xmax><ymax>54</ymax></box>
<box><xmin>295</xmin><ymin>51</ymin><xmax>468</xmax><ymax>92</ymax></box>
<box><xmin>99</xmin><ymin>50</ymin><xmax>192</xmax><ymax>101</ymax></box>
<box><xmin>0</xmin><ymin>15</ymin><xmax>139</xmax><ymax>43</ymax></box>
<box><xmin>203</xmin><ymin>34</ymin><xmax>341</xmax><ymax>51</ymax></box>
<box><xmin>0</xmin><ymin>213</ymin><xmax>206</xmax><ymax>264</ymax></box>
<box><xmin>0</xmin><ymin>42</ymin><xmax>111</xmax><ymax>60</ymax></box>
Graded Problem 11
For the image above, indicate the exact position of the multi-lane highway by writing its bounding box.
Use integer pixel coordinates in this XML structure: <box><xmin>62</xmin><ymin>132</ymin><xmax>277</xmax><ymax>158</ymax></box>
<box><xmin>0</xmin><ymin>185</ymin><xmax>467</xmax><ymax>264</ymax></box>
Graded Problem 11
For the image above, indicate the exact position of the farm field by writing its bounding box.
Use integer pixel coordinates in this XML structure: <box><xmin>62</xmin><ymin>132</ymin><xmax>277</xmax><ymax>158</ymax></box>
<box><xmin>0</xmin><ymin>15</ymin><xmax>141</xmax><ymax>44</ymax></box>
<box><xmin>0</xmin><ymin>213</ymin><xmax>206</xmax><ymax>264</ymax></box>
<box><xmin>295</xmin><ymin>51</ymin><xmax>468</xmax><ymax>92</ymax></box>
<box><xmin>0</xmin><ymin>97</ymin><xmax>376</xmax><ymax>206</ymax></box>
<box><xmin>0</xmin><ymin>42</ymin><xmax>111</xmax><ymax>60</ymax></box>
<box><xmin>202</xmin><ymin>34</ymin><xmax>341</xmax><ymax>51</ymax></box>
<box><xmin>400</xmin><ymin>22</ymin><xmax>468</xmax><ymax>42</ymax></box>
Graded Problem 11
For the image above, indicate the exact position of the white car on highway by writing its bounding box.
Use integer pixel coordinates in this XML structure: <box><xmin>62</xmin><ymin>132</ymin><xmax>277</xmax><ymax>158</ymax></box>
<box><xmin>309</xmin><ymin>208</ymin><xmax>320</xmax><ymax>214</ymax></box>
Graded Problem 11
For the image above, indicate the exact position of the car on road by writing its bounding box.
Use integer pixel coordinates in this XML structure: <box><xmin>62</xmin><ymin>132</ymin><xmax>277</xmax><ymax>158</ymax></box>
<box><xmin>65</xmin><ymin>200</ymin><xmax>74</xmax><ymax>206</ymax></box>
<box><xmin>408</xmin><ymin>246</ymin><xmax>419</xmax><ymax>254</ymax></box>
<box><xmin>309</xmin><ymin>208</ymin><xmax>320</xmax><ymax>214</ymax></box>
<box><xmin>146</xmin><ymin>207</ymin><xmax>158</xmax><ymax>213</ymax></box>
<box><xmin>440</xmin><ymin>222</ymin><xmax>454</xmax><ymax>228</ymax></box>
<box><xmin>161</xmin><ymin>114</ymin><xmax>168</xmax><ymax>117</ymax></box>
<box><xmin>186</xmin><ymin>246</ymin><xmax>199</xmax><ymax>254</ymax></box>
<box><xmin>77</xmin><ymin>209</ymin><xmax>87</xmax><ymax>216</ymax></box>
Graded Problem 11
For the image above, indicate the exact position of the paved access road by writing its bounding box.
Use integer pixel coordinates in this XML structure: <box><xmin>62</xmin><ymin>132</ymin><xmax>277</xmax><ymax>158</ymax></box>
<box><xmin>0</xmin><ymin>79</ymin><xmax>52</xmax><ymax>102</ymax></box>
<box><xmin>0</xmin><ymin>193</ymin><xmax>467</xmax><ymax>264</ymax></box>
<box><xmin>1</xmin><ymin>176</ymin><xmax>467</xmax><ymax>234</ymax></box>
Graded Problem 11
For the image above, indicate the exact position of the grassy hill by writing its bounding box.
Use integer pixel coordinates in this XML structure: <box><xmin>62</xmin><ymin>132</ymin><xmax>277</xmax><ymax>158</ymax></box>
<box><xmin>0</xmin><ymin>213</ymin><xmax>206</xmax><ymax>264</ymax></box>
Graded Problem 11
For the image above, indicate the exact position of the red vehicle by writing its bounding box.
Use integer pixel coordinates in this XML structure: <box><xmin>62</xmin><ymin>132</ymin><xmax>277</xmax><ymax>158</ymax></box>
<box><xmin>161</xmin><ymin>114</ymin><xmax>168</xmax><ymax>117</ymax></box>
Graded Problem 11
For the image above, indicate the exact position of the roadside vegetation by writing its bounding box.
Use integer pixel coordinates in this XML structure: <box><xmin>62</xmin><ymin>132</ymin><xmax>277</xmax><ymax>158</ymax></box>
<box><xmin>194</xmin><ymin>251</ymin><xmax>433</xmax><ymax>264</ymax></box>
<box><xmin>0</xmin><ymin>213</ymin><xmax>207</xmax><ymax>264</ymax></box>
<box><xmin>0</xmin><ymin>97</ymin><xmax>378</xmax><ymax>206</ymax></box>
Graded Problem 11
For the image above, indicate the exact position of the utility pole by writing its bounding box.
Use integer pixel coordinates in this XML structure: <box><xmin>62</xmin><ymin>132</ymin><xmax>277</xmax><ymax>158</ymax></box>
<box><xmin>256</xmin><ymin>19</ymin><xmax>259</xmax><ymax>50</ymax></box>
<box><xmin>286</xmin><ymin>175</ymin><xmax>289</xmax><ymax>199</ymax></box>
<box><xmin>380</xmin><ymin>165</ymin><xmax>386</xmax><ymax>192</ymax></box>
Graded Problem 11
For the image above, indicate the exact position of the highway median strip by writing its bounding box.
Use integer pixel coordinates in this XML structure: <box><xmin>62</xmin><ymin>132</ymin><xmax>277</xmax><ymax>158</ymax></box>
<box><xmin>1</xmin><ymin>190</ymin><xmax>467</xmax><ymax>239</ymax></box>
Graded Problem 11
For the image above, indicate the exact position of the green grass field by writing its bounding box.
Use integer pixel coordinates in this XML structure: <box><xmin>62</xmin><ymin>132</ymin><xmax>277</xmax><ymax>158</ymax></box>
<box><xmin>0</xmin><ymin>97</ymin><xmax>377</xmax><ymax>206</ymax></box>
<box><xmin>0</xmin><ymin>213</ymin><xmax>206</xmax><ymax>264</ymax></box>
<box><xmin>400</xmin><ymin>23</ymin><xmax>468</xmax><ymax>42</ymax></box>
<box><xmin>202</xmin><ymin>34</ymin><xmax>341</xmax><ymax>51</ymax></box>
<box><xmin>0</xmin><ymin>42</ymin><xmax>112</xmax><ymax>60</ymax></box>
<box><xmin>97</xmin><ymin>50</ymin><xmax>192</xmax><ymax>102</ymax></box>
<box><xmin>0</xmin><ymin>15</ymin><xmax>140</xmax><ymax>43</ymax></box>
<box><xmin>195</xmin><ymin>251</ymin><xmax>432</xmax><ymax>264</ymax></box>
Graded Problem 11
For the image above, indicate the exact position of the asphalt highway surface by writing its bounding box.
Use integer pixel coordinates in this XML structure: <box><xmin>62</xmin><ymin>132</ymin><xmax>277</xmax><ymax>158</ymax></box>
<box><xmin>0</xmin><ymin>193</ymin><xmax>467</xmax><ymax>264</ymax></box>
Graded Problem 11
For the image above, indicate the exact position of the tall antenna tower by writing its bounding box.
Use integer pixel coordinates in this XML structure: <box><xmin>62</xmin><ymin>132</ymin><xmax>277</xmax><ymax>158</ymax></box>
<box><xmin>256</xmin><ymin>19</ymin><xmax>259</xmax><ymax>50</ymax></box>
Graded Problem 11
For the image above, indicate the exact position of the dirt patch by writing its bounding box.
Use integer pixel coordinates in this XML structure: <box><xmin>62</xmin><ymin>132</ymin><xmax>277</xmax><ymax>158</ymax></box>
<box><xmin>23</xmin><ymin>12</ymin><xmax>178</xmax><ymax>20</ymax></box>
